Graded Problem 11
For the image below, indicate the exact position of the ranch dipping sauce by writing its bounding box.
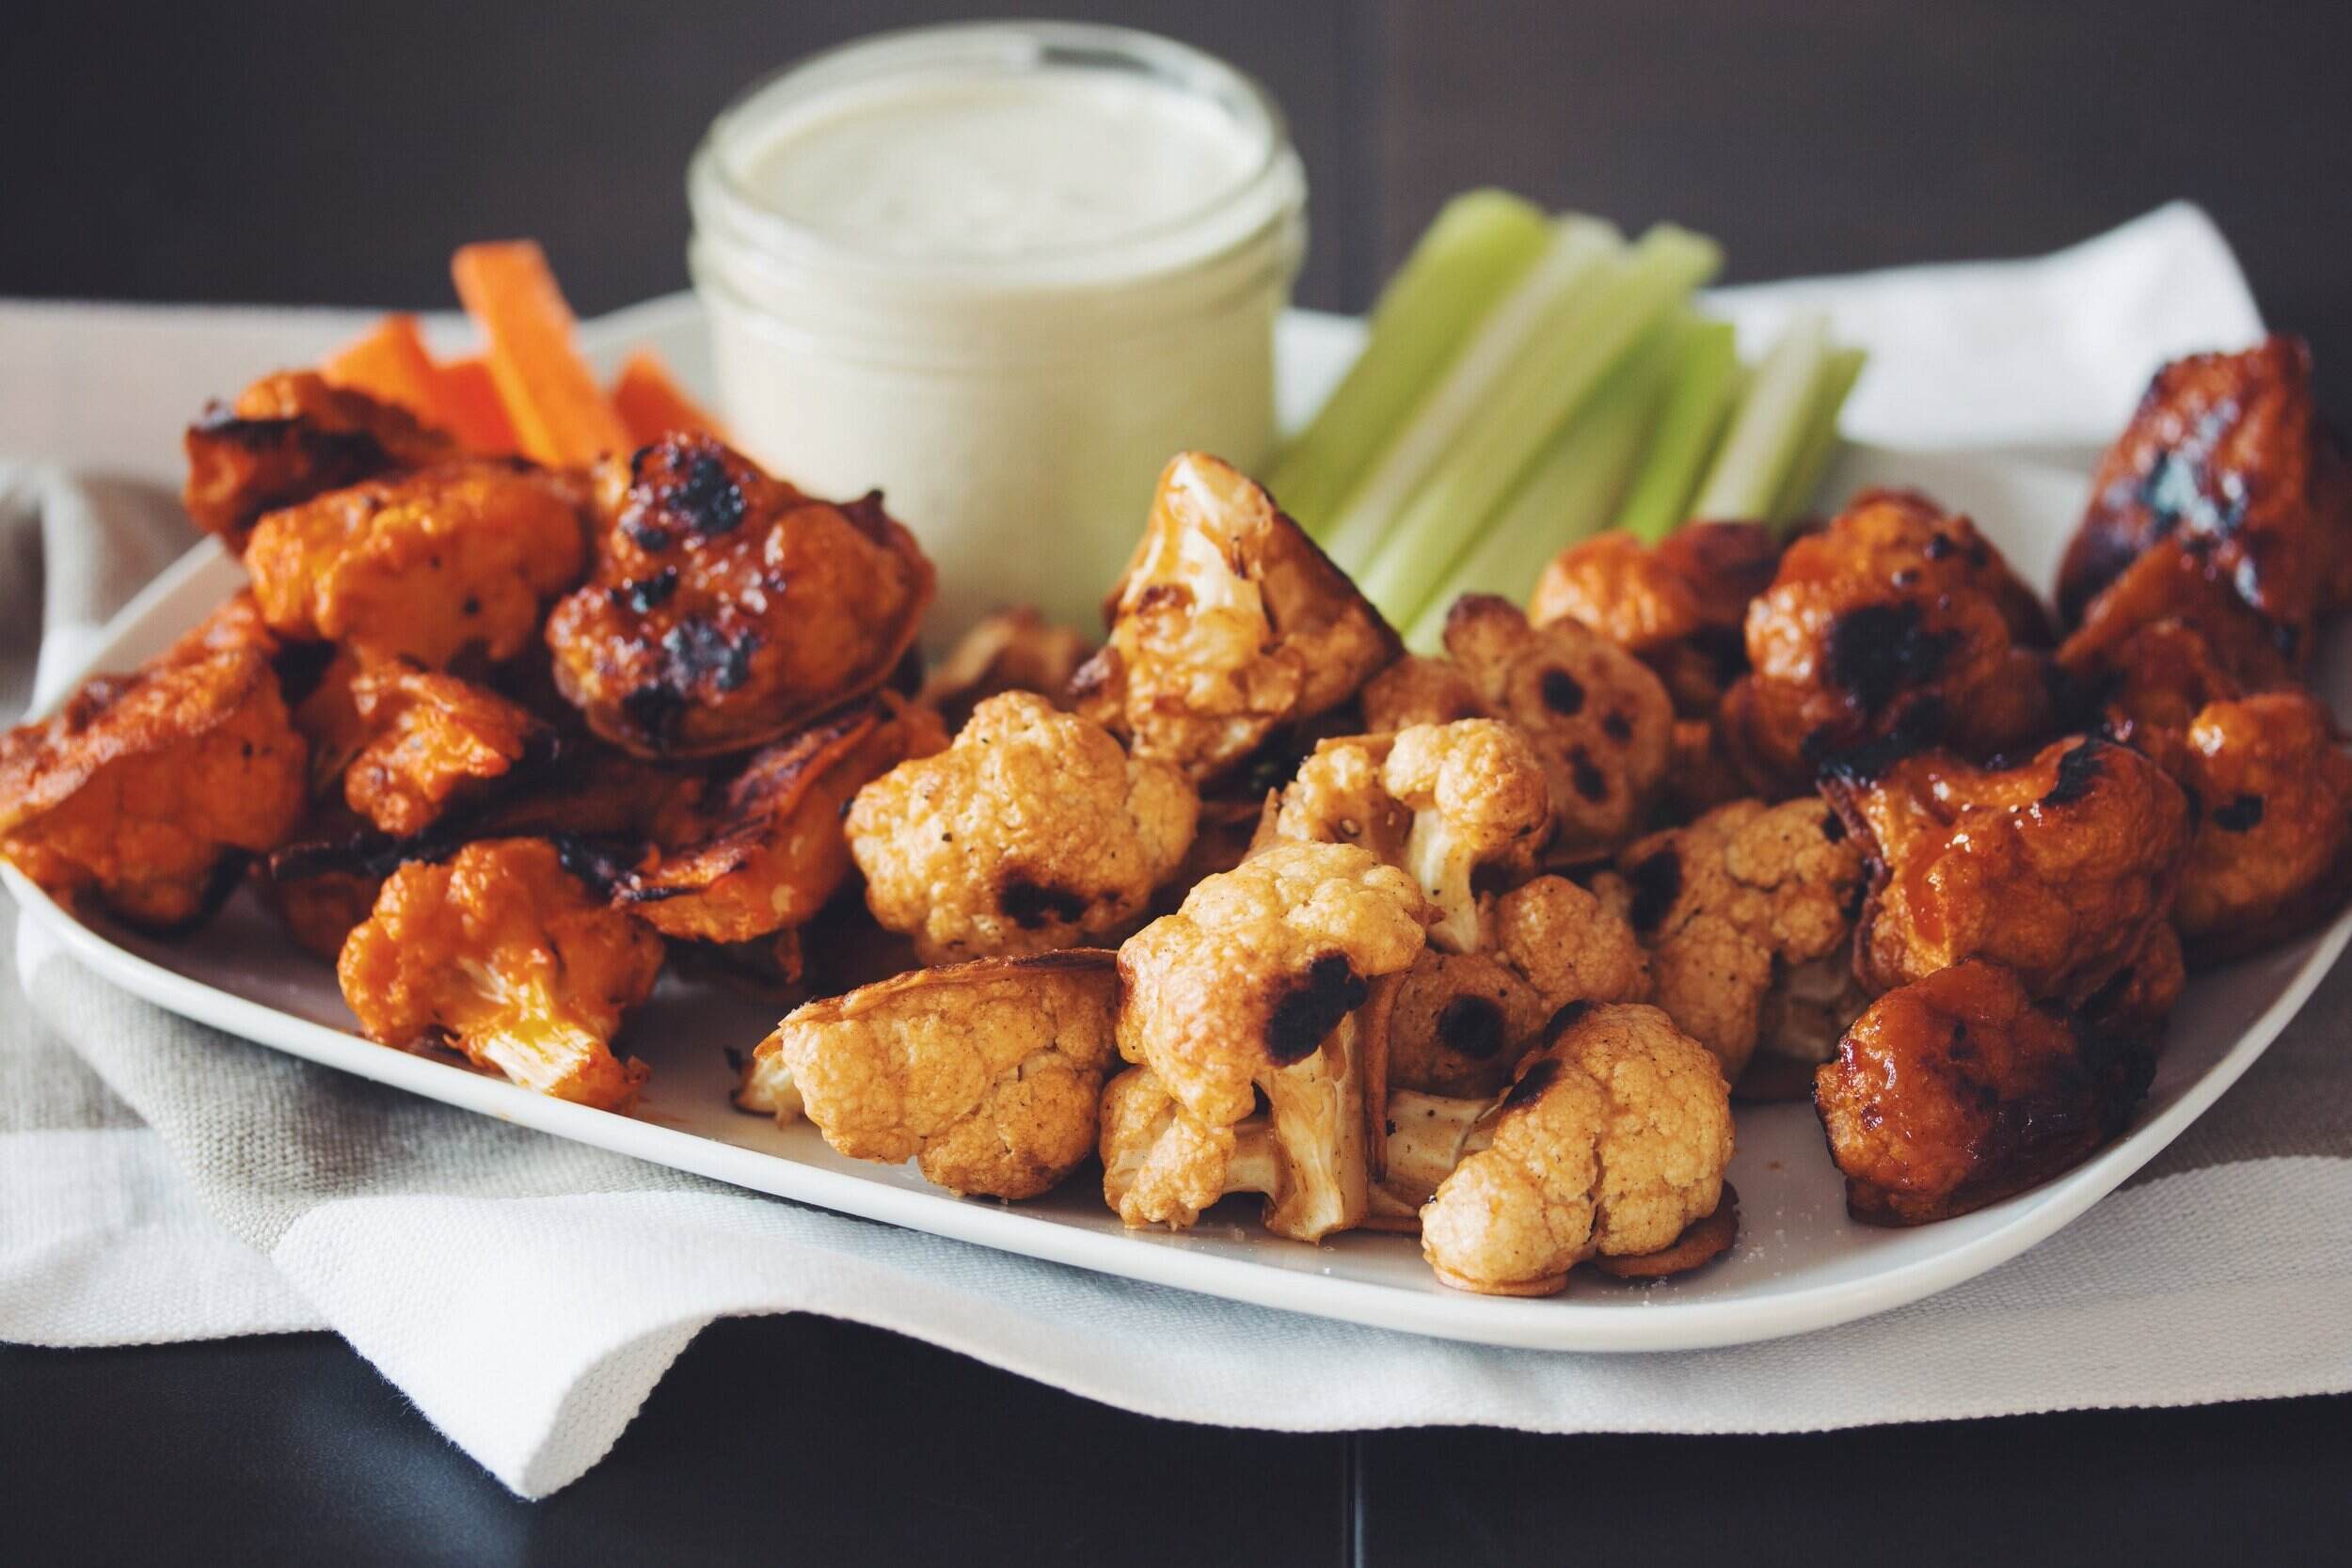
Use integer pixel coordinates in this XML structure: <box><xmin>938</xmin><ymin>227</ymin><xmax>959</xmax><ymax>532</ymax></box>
<box><xmin>690</xmin><ymin>24</ymin><xmax>1306</xmax><ymax>637</ymax></box>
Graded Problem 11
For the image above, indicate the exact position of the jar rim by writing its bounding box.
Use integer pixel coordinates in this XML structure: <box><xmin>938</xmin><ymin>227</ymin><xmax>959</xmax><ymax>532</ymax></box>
<box><xmin>689</xmin><ymin>20</ymin><xmax>1300</xmax><ymax>287</ymax></box>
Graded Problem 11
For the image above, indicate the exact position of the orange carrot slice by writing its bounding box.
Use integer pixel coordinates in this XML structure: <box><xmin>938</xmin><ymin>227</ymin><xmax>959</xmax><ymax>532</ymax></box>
<box><xmin>321</xmin><ymin>314</ymin><xmax>441</xmax><ymax>420</ymax></box>
<box><xmin>451</xmin><ymin>241</ymin><xmax>630</xmax><ymax>467</ymax></box>
<box><xmin>612</xmin><ymin>350</ymin><xmax>725</xmax><ymax>445</ymax></box>
<box><xmin>431</xmin><ymin>356</ymin><xmax>520</xmax><ymax>455</ymax></box>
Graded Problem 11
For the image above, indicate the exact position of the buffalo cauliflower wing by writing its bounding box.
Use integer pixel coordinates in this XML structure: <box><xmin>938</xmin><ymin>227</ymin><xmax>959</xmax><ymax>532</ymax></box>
<box><xmin>1363</xmin><ymin>595</ymin><xmax>1674</xmax><ymax>862</ymax></box>
<box><xmin>245</xmin><ymin>457</ymin><xmax>588</xmax><ymax>668</ymax></box>
<box><xmin>337</xmin><ymin>838</ymin><xmax>664</xmax><ymax>1110</ymax></box>
<box><xmin>546</xmin><ymin>433</ymin><xmax>933</xmax><ymax>758</ymax></box>
<box><xmin>744</xmin><ymin>949</ymin><xmax>1120</xmax><ymax>1199</ymax></box>
<box><xmin>1594</xmin><ymin>798</ymin><xmax>1867</xmax><ymax>1084</ymax></box>
<box><xmin>2057</xmin><ymin>337</ymin><xmax>2352</xmax><ymax>635</ymax></box>
<box><xmin>2171</xmin><ymin>690</ymin><xmax>2352</xmax><ymax>959</ymax></box>
<box><xmin>1815</xmin><ymin>959</ymin><xmax>2156</xmax><ymax>1225</ymax></box>
<box><xmin>1417</xmin><ymin>1002</ymin><xmax>1734</xmax><ymax>1295</ymax></box>
<box><xmin>1385</xmin><ymin>876</ymin><xmax>1650</xmax><ymax>1098</ymax></box>
<box><xmin>848</xmin><ymin>691</ymin><xmax>1196</xmax><ymax>963</ymax></box>
<box><xmin>1721</xmin><ymin>489</ymin><xmax>2056</xmax><ymax>794</ymax></box>
<box><xmin>1261</xmin><ymin>720</ymin><xmax>1549</xmax><ymax>953</ymax></box>
<box><xmin>1823</xmin><ymin>735</ymin><xmax>2191</xmax><ymax>1006</ymax></box>
<box><xmin>620</xmin><ymin>695</ymin><xmax>946</xmax><ymax>946</ymax></box>
<box><xmin>0</xmin><ymin>640</ymin><xmax>308</xmax><ymax>929</ymax></box>
<box><xmin>1105</xmin><ymin>841</ymin><xmax>1427</xmax><ymax>1241</ymax></box>
<box><xmin>1070</xmin><ymin>452</ymin><xmax>1399</xmax><ymax>784</ymax></box>
<box><xmin>183</xmin><ymin>371</ymin><xmax>454</xmax><ymax>547</ymax></box>
<box><xmin>341</xmin><ymin>660</ymin><xmax>552</xmax><ymax>837</ymax></box>
<box><xmin>1528</xmin><ymin>522</ymin><xmax>1780</xmax><ymax>713</ymax></box>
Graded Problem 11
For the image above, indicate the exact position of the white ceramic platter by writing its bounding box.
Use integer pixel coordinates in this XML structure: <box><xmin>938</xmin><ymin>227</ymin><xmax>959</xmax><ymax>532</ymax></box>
<box><xmin>8</xmin><ymin>303</ymin><xmax>2347</xmax><ymax>1353</ymax></box>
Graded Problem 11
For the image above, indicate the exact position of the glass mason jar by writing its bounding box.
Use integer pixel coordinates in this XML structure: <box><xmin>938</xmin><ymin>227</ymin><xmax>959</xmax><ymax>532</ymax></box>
<box><xmin>689</xmin><ymin>22</ymin><xmax>1308</xmax><ymax>640</ymax></box>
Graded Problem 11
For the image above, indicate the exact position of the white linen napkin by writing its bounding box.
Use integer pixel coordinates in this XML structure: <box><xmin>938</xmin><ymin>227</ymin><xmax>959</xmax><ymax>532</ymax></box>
<box><xmin>6</xmin><ymin>203</ymin><xmax>2346</xmax><ymax>1500</ymax></box>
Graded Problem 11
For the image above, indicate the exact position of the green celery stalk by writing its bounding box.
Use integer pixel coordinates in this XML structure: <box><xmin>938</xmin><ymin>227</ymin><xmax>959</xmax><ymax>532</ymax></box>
<box><xmin>1614</xmin><ymin>318</ymin><xmax>1740</xmax><ymax>542</ymax></box>
<box><xmin>1767</xmin><ymin>347</ymin><xmax>1867</xmax><ymax>527</ymax></box>
<box><xmin>1355</xmin><ymin>223</ymin><xmax>1723</xmax><ymax>630</ymax></box>
<box><xmin>1687</xmin><ymin>312</ymin><xmax>1833</xmax><ymax>522</ymax></box>
<box><xmin>1319</xmin><ymin>215</ymin><xmax>1626</xmax><ymax>577</ymax></box>
<box><xmin>1402</xmin><ymin>318</ymin><xmax>1691</xmax><ymax>652</ymax></box>
<box><xmin>1266</xmin><ymin>190</ymin><xmax>1552</xmax><ymax>534</ymax></box>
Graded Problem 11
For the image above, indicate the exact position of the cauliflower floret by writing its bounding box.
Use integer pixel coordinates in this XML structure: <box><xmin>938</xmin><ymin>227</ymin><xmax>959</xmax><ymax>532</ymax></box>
<box><xmin>1108</xmin><ymin>840</ymin><xmax>1427</xmax><ymax>1241</ymax></box>
<box><xmin>1386</xmin><ymin>876</ymin><xmax>1650</xmax><ymax>1098</ymax></box>
<box><xmin>848</xmin><ymin>692</ymin><xmax>1199</xmax><ymax>963</ymax></box>
<box><xmin>245</xmin><ymin>457</ymin><xmax>588</xmax><ymax>668</ymax></box>
<box><xmin>748</xmin><ymin>949</ymin><xmax>1120</xmax><ymax>1199</ymax></box>
<box><xmin>1816</xmin><ymin>959</ymin><xmax>2155</xmax><ymax>1225</ymax></box>
<box><xmin>342</xmin><ymin>660</ymin><xmax>551</xmax><ymax>837</ymax></box>
<box><xmin>1363</xmin><ymin>594</ymin><xmax>1673</xmax><ymax>862</ymax></box>
<box><xmin>1263</xmin><ymin>720</ymin><xmax>1548</xmax><ymax>953</ymax></box>
<box><xmin>1822</xmin><ymin>735</ymin><xmax>2191</xmax><ymax>1006</ymax></box>
<box><xmin>1070</xmin><ymin>452</ymin><xmax>1399</xmax><ymax>784</ymax></box>
<box><xmin>1594</xmin><ymin>798</ymin><xmax>1867</xmax><ymax>1083</ymax></box>
<box><xmin>1417</xmin><ymin>1002</ymin><xmax>1734</xmax><ymax>1295</ymax></box>
<box><xmin>2171</xmin><ymin>690</ymin><xmax>2352</xmax><ymax>956</ymax></box>
<box><xmin>336</xmin><ymin>838</ymin><xmax>664</xmax><ymax>1110</ymax></box>
<box><xmin>0</xmin><ymin>640</ymin><xmax>309</xmax><ymax>930</ymax></box>
<box><xmin>1528</xmin><ymin>522</ymin><xmax>1780</xmax><ymax>713</ymax></box>
<box><xmin>545</xmin><ymin>434</ymin><xmax>934</xmax><ymax>758</ymax></box>
<box><xmin>619</xmin><ymin>695</ymin><xmax>946</xmax><ymax>946</ymax></box>
<box><xmin>183</xmin><ymin>371</ymin><xmax>455</xmax><ymax>547</ymax></box>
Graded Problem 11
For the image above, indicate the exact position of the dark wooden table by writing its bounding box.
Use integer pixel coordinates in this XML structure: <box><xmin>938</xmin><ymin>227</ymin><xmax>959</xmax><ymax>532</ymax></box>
<box><xmin>6</xmin><ymin>3</ymin><xmax>2350</xmax><ymax>1562</ymax></box>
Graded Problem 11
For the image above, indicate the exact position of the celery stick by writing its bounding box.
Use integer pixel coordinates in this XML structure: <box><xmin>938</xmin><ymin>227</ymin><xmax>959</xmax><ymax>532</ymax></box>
<box><xmin>1687</xmin><ymin>313</ymin><xmax>1833</xmax><ymax>522</ymax></box>
<box><xmin>1356</xmin><ymin>224</ymin><xmax>1723</xmax><ymax>630</ymax></box>
<box><xmin>1402</xmin><ymin>320</ymin><xmax>1690</xmax><ymax>652</ymax></box>
<box><xmin>1768</xmin><ymin>347</ymin><xmax>1867</xmax><ymax>527</ymax></box>
<box><xmin>1319</xmin><ymin>215</ymin><xmax>1626</xmax><ymax>576</ymax></box>
<box><xmin>1266</xmin><ymin>190</ymin><xmax>1552</xmax><ymax>533</ymax></box>
<box><xmin>1614</xmin><ymin>318</ymin><xmax>1740</xmax><ymax>543</ymax></box>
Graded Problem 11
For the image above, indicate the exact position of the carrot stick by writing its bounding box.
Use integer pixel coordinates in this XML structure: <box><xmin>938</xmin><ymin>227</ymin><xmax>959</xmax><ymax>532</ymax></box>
<box><xmin>321</xmin><ymin>314</ymin><xmax>441</xmax><ymax>420</ymax></box>
<box><xmin>612</xmin><ymin>349</ymin><xmax>725</xmax><ymax>445</ymax></box>
<box><xmin>431</xmin><ymin>356</ymin><xmax>520</xmax><ymax>455</ymax></box>
<box><xmin>450</xmin><ymin>241</ymin><xmax>631</xmax><ymax>467</ymax></box>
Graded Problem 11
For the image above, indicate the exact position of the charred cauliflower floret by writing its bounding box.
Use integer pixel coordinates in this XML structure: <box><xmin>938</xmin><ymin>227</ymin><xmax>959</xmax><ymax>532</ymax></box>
<box><xmin>1070</xmin><ymin>452</ymin><xmax>1399</xmax><ymax>784</ymax></box>
<box><xmin>1528</xmin><ymin>522</ymin><xmax>1780</xmax><ymax>712</ymax></box>
<box><xmin>183</xmin><ymin>371</ymin><xmax>455</xmax><ymax>548</ymax></box>
<box><xmin>1815</xmin><ymin>959</ymin><xmax>2156</xmax><ymax>1226</ymax></box>
<box><xmin>336</xmin><ymin>838</ymin><xmax>664</xmax><ymax>1110</ymax></box>
<box><xmin>244</xmin><ymin>457</ymin><xmax>588</xmax><ymax>668</ymax></box>
<box><xmin>341</xmin><ymin>660</ymin><xmax>552</xmax><ymax>837</ymax></box>
<box><xmin>1722</xmin><ymin>488</ymin><xmax>2056</xmax><ymax>795</ymax></box>
<box><xmin>743</xmin><ymin>950</ymin><xmax>1120</xmax><ymax>1199</ymax></box>
<box><xmin>1363</xmin><ymin>595</ymin><xmax>1674</xmax><ymax>862</ymax></box>
<box><xmin>1106</xmin><ymin>841</ymin><xmax>1427</xmax><ymax>1241</ymax></box>
<box><xmin>2058</xmin><ymin>336</ymin><xmax>2352</xmax><ymax>636</ymax></box>
<box><xmin>1823</xmin><ymin>736</ymin><xmax>2192</xmax><ymax>1006</ymax></box>
<box><xmin>619</xmin><ymin>695</ymin><xmax>946</xmax><ymax>946</ymax></box>
<box><xmin>1262</xmin><ymin>720</ymin><xmax>1549</xmax><ymax>953</ymax></box>
<box><xmin>545</xmin><ymin>433</ymin><xmax>934</xmax><ymax>758</ymax></box>
<box><xmin>1594</xmin><ymin>798</ymin><xmax>1867</xmax><ymax>1085</ymax></box>
<box><xmin>1416</xmin><ymin>1002</ymin><xmax>1734</xmax><ymax>1296</ymax></box>
<box><xmin>0</xmin><ymin>641</ymin><xmax>308</xmax><ymax>930</ymax></box>
<box><xmin>848</xmin><ymin>692</ymin><xmax>1198</xmax><ymax>963</ymax></box>
<box><xmin>2171</xmin><ymin>690</ymin><xmax>2352</xmax><ymax>959</ymax></box>
<box><xmin>1386</xmin><ymin>876</ymin><xmax>1650</xmax><ymax>1098</ymax></box>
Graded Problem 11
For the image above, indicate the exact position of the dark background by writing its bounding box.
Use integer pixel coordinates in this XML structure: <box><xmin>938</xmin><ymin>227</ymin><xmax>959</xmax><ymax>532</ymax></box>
<box><xmin>6</xmin><ymin>3</ymin><xmax>2351</xmax><ymax>1563</ymax></box>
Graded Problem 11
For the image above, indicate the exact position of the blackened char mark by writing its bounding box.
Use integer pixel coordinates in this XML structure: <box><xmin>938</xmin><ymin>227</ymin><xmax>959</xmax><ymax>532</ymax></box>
<box><xmin>1811</xmin><ymin>695</ymin><xmax>1950</xmax><ymax>786</ymax></box>
<box><xmin>1502</xmin><ymin>1056</ymin><xmax>1562</xmax><ymax>1110</ymax></box>
<box><xmin>2039</xmin><ymin>738</ymin><xmax>2108</xmax><ymax>808</ymax></box>
<box><xmin>1436</xmin><ymin>994</ymin><xmax>1507</xmax><ymax>1060</ymax></box>
<box><xmin>1540</xmin><ymin>668</ymin><xmax>1586</xmax><ymax>716</ymax></box>
<box><xmin>666</xmin><ymin>452</ymin><xmax>748</xmax><ymax>536</ymax></box>
<box><xmin>1824</xmin><ymin>600</ymin><xmax>1958</xmax><ymax>716</ymax></box>
<box><xmin>1542</xmin><ymin>998</ymin><xmax>1597</xmax><ymax>1043</ymax></box>
<box><xmin>2211</xmin><ymin>792</ymin><xmax>2265</xmax><ymax>832</ymax></box>
<box><xmin>1264</xmin><ymin>953</ymin><xmax>1368</xmax><ymax>1063</ymax></box>
<box><xmin>998</xmin><ymin>874</ymin><xmax>1089</xmax><ymax>930</ymax></box>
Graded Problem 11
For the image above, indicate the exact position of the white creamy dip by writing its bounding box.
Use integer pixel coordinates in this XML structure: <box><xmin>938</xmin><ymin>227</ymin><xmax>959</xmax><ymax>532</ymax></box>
<box><xmin>690</xmin><ymin>24</ymin><xmax>1305</xmax><ymax>638</ymax></box>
